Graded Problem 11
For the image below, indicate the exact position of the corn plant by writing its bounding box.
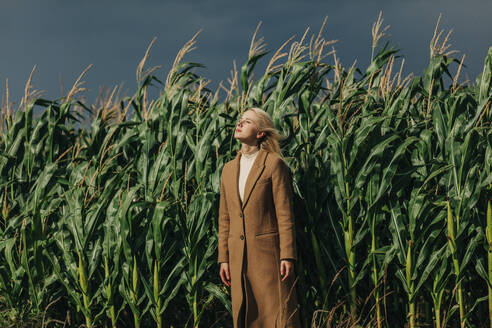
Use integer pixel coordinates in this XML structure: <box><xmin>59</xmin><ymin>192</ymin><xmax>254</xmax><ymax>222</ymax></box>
<box><xmin>0</xmin><ymin>16</ymin><xmax>491</xmax><ymax>328</ymax></box>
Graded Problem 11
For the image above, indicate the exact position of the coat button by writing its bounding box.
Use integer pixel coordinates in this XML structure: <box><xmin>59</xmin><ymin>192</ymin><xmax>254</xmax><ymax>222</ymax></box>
<box><xmin>239</xmin><ymin>213</ymin><xmax>243</xmax><ymax>218</ymax></box>
<box><xmin>240</xmin><ymin>235</ymin><xmax>244</xmax><ymax>240</ymax></box>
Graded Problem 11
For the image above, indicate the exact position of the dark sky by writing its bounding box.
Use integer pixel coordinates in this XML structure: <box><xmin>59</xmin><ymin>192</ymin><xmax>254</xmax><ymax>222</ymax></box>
<box><xmin>1</xmin><ymin>0</ymin><xmax>491</xmax><ymax>106</ymax></box>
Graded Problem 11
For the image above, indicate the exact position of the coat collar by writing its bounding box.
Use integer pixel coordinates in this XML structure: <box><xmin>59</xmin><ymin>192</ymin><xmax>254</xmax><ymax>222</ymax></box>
<box><xmin>233</xmin><ymin>147</ymin><xmax>268</xmax><ymax>210</ymax></box>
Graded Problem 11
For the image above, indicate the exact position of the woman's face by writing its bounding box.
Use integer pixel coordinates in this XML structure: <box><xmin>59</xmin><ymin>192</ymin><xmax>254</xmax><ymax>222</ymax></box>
<box><xmin>234</xmin><ymin>110</ymin><xmax>264</xmax><ymax>144</ymax></box>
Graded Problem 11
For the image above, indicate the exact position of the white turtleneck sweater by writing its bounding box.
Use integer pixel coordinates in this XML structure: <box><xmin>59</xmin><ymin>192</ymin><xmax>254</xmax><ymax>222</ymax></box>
<box><xmin>238</xmin><ymin>149</ymin><xmax>260</xmax><ymax>202</ymax></box>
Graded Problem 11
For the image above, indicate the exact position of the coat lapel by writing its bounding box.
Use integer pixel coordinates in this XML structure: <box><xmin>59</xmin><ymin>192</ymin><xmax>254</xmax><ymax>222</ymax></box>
<box><xmin>233</xmin><ymin>151</ymin><xmax>242</xmax><ymax>209</ymax></box>
<box><xmin>234</xmin><ymin>148</ymin><xmax>268</xmax><ymax>210</ymax></box>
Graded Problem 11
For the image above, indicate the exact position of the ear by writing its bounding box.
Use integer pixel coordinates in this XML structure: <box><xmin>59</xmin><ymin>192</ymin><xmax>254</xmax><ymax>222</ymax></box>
<box><xmin>257</xmin><ymin>131</ymin><xmax>265</xmax><ymax>139</ymax></box>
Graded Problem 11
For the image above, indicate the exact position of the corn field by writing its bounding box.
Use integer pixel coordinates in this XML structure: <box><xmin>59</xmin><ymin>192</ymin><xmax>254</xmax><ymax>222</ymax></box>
<box><xmin>0</xmin><ymin>15</ymin><xmax>491</xmax><ymax>328</ymax></box>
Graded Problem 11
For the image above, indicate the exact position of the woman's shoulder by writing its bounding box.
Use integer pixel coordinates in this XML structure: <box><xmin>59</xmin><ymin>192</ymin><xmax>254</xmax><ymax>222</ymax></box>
<box><xmin>266</xmin><ymin>151</ymin><xmax>282</xmax><ymax>161</ymax></box>
<box><xmin>221</xmin><ymin>157</ymin><xmax>236</xmax><ymax>172</ymax></box>
<box><xmin>265</xmin><ymin>152</ymin><xmax>289</xmax><ymax>170</ymax></box>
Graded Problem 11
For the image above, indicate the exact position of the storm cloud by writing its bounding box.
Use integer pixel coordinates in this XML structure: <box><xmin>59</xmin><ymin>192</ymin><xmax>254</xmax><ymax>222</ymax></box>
<box><xmin>1</xmin><ymin>0</ymin><xmax>491</xmax><ymax>103</ymax></box>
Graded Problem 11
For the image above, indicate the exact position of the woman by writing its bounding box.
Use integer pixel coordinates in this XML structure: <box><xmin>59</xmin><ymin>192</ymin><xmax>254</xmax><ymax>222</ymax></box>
<box><xmin>217</xmin><ymin>107</ymin><xmax>302</xmax><ymax>328</ymax></box>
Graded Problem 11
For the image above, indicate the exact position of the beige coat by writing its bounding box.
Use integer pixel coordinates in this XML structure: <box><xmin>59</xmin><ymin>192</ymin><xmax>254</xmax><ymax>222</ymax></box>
<box><xmin>218</xmin><ymin>148</ymin><xmax>301</xmax><ymax>328</ymax></box>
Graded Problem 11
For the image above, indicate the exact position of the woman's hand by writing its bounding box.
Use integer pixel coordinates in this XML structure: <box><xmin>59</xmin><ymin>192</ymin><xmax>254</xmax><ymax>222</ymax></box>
<box><xmin>280</xmin><ymin>259</ymin><xmax>295</xmax><ymax>282</ymax></box>
<box><xmin>220</xmin><ymin>262</ymin><xmax>231</xmax><ymax>287</ymax></box>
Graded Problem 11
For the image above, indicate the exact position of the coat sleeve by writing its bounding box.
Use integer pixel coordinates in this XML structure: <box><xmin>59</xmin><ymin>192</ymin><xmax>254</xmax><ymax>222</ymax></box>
<box><xmin>217</xmin><ymin>168</ymin><xmax>230</xmax><ymax>264</ymax></box>
<box><xmin>271</xmin><ymin>157</ymin><xmax>297</xmax><ymax>261</ymax></box>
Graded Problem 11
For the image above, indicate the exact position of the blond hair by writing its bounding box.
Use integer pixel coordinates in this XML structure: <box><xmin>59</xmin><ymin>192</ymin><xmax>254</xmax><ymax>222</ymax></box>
<box><xmin>246</xmin><ymin>107</ymin><xmax>285</xmax><ymax>155</ymax></box>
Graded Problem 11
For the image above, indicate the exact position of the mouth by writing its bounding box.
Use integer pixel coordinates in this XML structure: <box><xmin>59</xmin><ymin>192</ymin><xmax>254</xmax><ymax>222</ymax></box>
<box><xmin>236</xmin><ymin>128</ymin><xmax>241</xmax><ymax>132</ymax></box>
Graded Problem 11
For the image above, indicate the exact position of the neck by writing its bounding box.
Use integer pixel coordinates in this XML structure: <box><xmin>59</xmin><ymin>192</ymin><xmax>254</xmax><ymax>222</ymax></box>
<box><xmin>241</xmin><ymin>143</ymin><xmax>259</xmax><ymax>155</ymax></box>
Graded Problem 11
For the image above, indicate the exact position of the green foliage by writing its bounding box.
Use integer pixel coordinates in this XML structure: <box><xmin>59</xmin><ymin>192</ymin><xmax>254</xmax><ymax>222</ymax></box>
<box><xmin>0</xmin><ymin>22</ymin><xmax>491</xmax><ymax>328</ymax></box>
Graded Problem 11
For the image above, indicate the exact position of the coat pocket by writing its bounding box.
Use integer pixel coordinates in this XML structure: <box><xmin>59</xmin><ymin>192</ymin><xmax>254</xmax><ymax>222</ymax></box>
<box><xmin>255</xmin><ymin>230</ymin><xmax>279</xmax><ymax>238</ymax></box>
<box><xmin>254</xmin><ymin>231</ymin><xmax>279</xmax><ymax>253</ymax></box>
